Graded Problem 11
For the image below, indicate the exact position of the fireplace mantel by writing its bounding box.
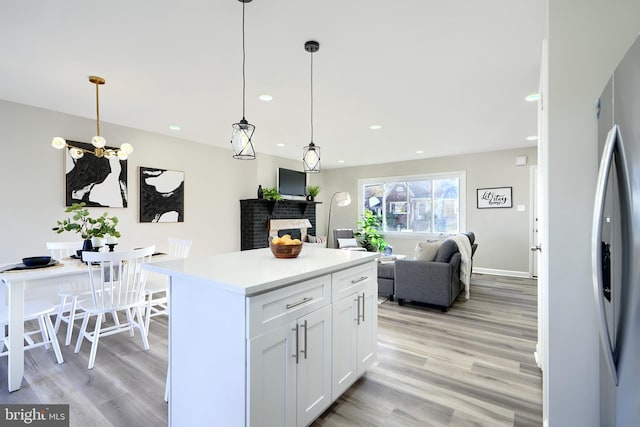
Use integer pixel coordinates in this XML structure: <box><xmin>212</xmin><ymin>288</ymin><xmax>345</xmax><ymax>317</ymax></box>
<box><xmin>240</xmin><ymin>199</ymin><xmax>321</xmax><ymax>250</ymax></box>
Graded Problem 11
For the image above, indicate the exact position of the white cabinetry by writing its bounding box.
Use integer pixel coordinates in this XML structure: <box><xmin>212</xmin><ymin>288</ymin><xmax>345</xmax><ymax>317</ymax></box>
<box><xmin>248</xmin><ymin>275</ymin><xmax>332</xmax><ymax>426</ymax></box>
<box><xmin>331</xmin><ymin>263</ymin><xmax>378</xmax><ymax>399</ymax></box>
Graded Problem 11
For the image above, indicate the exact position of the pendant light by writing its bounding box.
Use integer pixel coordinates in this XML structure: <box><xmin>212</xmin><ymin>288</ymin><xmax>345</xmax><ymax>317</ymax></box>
<box><xmin>231</xmin><ymin>0</ymin><xmax>256</xmax><ymax>160</ymax></box>
<box><xmin>51</xmin><ymin>76</ymin><xmax>133</xmax><ymax>160</ymax></box>
<box><xmin>303</xmin><ymin>40</ymin><xmax>321</xmax><ymax>173</ymax></box>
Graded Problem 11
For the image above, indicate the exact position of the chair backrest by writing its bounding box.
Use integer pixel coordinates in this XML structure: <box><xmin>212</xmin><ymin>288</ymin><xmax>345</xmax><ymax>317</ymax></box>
<box><xmin>82</xmin><ymin>246</ymin><xmax>155</xmax><ymax>311</ymax></box>
<box><xmin>168</xmin><ymin>237</ymin><xmax>192</xmax><ymax>258</ymax></box>
<box><xmin>333</xmin><ymin>229</ymin><xmax>356</xmax><ymax>249</ymax></box>
<box><xmin>46</xmin><ymin>241</ymin><xmax>83</xmax><ymax>259</ymax></box>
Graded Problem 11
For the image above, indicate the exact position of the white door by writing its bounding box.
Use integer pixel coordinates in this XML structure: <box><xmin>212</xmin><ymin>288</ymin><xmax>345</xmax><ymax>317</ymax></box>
<box><xmin>248</xmin><ymin>323</ymin><xmax>297</xmax><ymax>427</ymax></box>
<box><xmin>530</xmin><ymin>165</ymin><xmax>539</xmax><ymax>278</ymax></box>
<box><xmin>356</xmin><ymin>286</ymin><xmax>378</xmax><ymax>375</ymax></box>
<box><xmin>296</xmin><ymin>305</ymin><xmax>332</xmax><ymax>426</ymax></box>
<box><xmin>331</xmin><ymin>294</ymin><xmax>359</xmax><ymax>399</ymax></box>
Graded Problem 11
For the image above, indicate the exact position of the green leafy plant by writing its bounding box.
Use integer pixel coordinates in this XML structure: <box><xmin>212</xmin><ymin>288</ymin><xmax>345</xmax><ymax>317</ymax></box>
<box><xmin>355</xmin><ymin>209</ymin><xmax>388</xmax><ymax>252</ymax></box>
<box><xmin>52</xmin><ymin>202</ymin><xmax>120</xmax><ymax>239</ymax></box>
<box><xmin>306</xmin><ymin>185</ymin><xmax>320</xmax><ymax>197</ymax></box>
<box><xmin>262</xmin><ymin>187</ymin><xmax>283</xmax><ymax>201</ymax></box>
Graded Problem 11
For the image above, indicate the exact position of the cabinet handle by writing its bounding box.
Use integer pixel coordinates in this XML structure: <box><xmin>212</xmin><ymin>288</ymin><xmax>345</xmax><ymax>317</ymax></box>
<box><xmin>355</xmin><ymin>297</ymin><xmax>361</xmax><ymax>325</ymax></box>
<box><xmin>350</xmin><ymin>276</ymin><xmax>368</xmax><ymax>284</ymax></box>
<box><xmin>361</xmin><ymin>292</ymin><xmax>365</xmax><ymax>323</ymax></box>
<box><xmin>292</xmin><ymin>324</ymin><xmax>299</xmax><ymax>364</ymax></box>
<box><xmin>300</xmin><ymin>320</ymin><xmax>308</xmax><ymax>360</ymax></box>
<box><xmin>286</xmin><ymin>297</ymin><xmax>313</xmax><ymax>310</ymax></box>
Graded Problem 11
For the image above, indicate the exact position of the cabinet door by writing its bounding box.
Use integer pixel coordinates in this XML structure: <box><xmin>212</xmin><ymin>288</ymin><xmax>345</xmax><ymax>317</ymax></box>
<box><xmin>331</xmin><ymin>294</ymin><xmax>359</xmax><ymax>399</ymax></box>
<box><xmin>248</xmin><ymin>322</ymin><xmax>297</xmax><ymax>427</ymax></box>
<box><xmin>296</xmin><ymin>304</ymin><xmax>332</xmax><ymax>427</ymax></box>
<box><xmin>357</xmin><ymin>285</ymin><xmax>378</xmax><ymax>376</ymax></box>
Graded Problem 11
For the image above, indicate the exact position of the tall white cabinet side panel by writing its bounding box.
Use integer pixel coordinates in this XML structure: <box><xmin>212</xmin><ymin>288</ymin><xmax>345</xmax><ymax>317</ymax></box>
<box><xmin>169</xmin><ymin>277</ymin><xmax>247</xmax><ymax>426</ymax></box>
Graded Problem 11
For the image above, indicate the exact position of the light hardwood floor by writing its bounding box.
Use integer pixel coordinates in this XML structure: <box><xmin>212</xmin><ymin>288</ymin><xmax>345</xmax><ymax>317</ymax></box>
<box><xmin>0</xmin><ymin>274</ymin><xmax>541</xmax><ymax>426</ymax></box>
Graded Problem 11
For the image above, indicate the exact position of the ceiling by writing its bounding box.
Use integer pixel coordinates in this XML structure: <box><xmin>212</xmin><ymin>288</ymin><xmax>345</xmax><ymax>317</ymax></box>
<box><xmin>0</xmin><ymin>1</ymin><xmax>545</xmax><ymax>169</ymax></box>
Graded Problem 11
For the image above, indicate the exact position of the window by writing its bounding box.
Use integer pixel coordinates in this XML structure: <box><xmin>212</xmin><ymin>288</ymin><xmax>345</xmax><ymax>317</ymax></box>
<box><xmin>359</xmin><ymin>171</ymin><xmax>466</xmax><ymax>236</ymax></box>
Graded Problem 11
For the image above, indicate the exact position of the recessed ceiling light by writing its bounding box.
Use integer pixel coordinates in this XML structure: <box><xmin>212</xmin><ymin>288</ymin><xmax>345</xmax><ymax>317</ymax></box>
<box><xmin>169</xmin><ymin>125</ymin><xmax>181</xmax><ymax>131</ymax></box>
<box><xmin>276</xmin><ymin>143</ymin><xmax>285</xmax><ymax>147</ymax></box>
<box><xmin>416</xmin><ymin>150</ymin><xmax>424</xmax><ymax>154</ymax></box>
<box><xmin>526</xmin><ymin>135</ymin><xmax>538</xmax><ymax>141</ymax></box>
<box><xmin>369</xmin><ymin>125</ymin><xmax>382</xmax><ymax>130</ymax></box>
<box><xmin>525</xmin><ymin>93</ymin><xmax>540</xmax><ymax>102</ymax></box>
<box><xmin>259</xmin><ymin>94</ymin><xmax>273</xmax><ymax>101</ymax></box>
<box><xmin>338</xmin><ymin>160</ymin><xmax>345</xmax><ymax>163</ymax></box>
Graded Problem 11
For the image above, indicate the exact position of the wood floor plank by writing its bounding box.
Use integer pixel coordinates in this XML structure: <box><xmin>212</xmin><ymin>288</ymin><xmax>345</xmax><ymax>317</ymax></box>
<box><xmin>0</xmin><ymin>274</ymin><xmax>542</xmax><ymax>426</ymax></box>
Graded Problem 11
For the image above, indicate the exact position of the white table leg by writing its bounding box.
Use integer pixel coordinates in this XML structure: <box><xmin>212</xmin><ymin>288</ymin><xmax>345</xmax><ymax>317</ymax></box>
<box><xmin>7</xmin><ymin>279</ymin><xmax>25</xmax><ymax>391</ymax></box>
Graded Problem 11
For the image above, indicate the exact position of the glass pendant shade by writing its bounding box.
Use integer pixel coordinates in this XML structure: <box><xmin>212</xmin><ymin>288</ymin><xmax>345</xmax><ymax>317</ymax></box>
<box><xmin>91</xmin><ymin>135</ymin><xmax>106</xmax><ymax>148</ymax></box>
<box><xmin>231</xmin><ymin>118</ymin><xmax>256</xmax><ymax>159</ymax></box>
<box><xmin>303</xmin><ymin>142</ymin><xmax>321</xmax><ymax>173</ymax></box>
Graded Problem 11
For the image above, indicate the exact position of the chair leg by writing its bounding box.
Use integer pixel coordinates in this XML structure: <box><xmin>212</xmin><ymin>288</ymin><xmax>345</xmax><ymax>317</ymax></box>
<box><xmin>37</xmin><ymin>316</ymin><xmax>51</xmax><ymax>350</ymax></box>
<box><xmin>125</xmin><ymin>308</ymin><xmax>135</xmax><ymax>337</ymax></box>
<box><xmin>74</xmin><ymin>312</ymin><xmax>91</xmax><ymax>354</ymax></box>
<box><xmin>87</xmin><ymin>313</ymin><xmax>103</xmax><ymax>370</ymax></box>
<box><xmin>43</xmin><ymin>314</ymin><xmax>64</xmax><ymax>364</ymax></box>
<box><xmin>54</xmin><ymin>295</ymin><xmax>68</xmax><ymax>334</ymax></box>
<box><xmin>65</xmin><ymin>296</ymin><xmax>79</xmax><ymax>346</ymax></box>
<box><xmin>135</xmin><ymin>307</ymin><xmax>150</xmax><ymax>351</ymax></box>
<box><xmin>144</xmin><ymin>294</ymin><xmax>153</xmax><ymax>335</ymax></box>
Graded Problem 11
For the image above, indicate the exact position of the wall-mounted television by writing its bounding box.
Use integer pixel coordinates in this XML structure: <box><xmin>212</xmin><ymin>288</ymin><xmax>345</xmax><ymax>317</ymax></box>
<box><xmin>277</xmin><ymin>168</ymin><xmax>306</xmax><ymax>200</ymax></box>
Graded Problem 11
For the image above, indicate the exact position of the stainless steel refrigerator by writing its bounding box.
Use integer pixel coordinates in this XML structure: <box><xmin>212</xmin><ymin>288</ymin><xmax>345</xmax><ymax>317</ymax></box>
<box><xmin>593</xmin><ymin>35</ymin><xmax>640</xmax><ymax>426</ymax></box>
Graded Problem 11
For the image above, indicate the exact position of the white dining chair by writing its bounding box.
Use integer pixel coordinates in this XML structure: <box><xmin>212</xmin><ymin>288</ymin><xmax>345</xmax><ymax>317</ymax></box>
<box><xmin>74</xmin><ymin>246</ymin><xmax>155</xmax><ymax>369</ymax></box>
<box><xmin>47</xmin><ymin>241</ymin><xmax>90</xmax><ymax>346</ymax></box>
<box><xmin>0</xmin><ymin>298</ymin><xmax>64</xmax><ymax>365</ymax></box>
<box><xmin>144</xmin><ymin>237</ymin><xmax>192</xmax><ymax>334</ymax></box>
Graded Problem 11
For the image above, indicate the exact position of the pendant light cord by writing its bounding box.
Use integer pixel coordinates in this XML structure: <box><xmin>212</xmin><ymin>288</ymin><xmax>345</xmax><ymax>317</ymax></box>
<box><xmin>242</xmin><ymin>1</ymin><xmax>246</xmax><ymax>119</ymax></box>
<box><xmin>310</xmin><ymin>51</ymin><xmax>314</xmax><ymax>142</ymax></box>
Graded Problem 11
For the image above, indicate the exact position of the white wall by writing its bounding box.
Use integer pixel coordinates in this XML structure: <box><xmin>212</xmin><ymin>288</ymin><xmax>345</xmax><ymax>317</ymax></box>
<box><xmin>0</xmin><ymin>100</ymin><xmax>297</xmax><ymax>260</ymax></box>
<box><xmin>319</xmin><ymin>147</ymin><xmax>537</xmax><ymax>274</ymax></box>
<box><xmin>546</xmin><ymin>1</ymin><xmax>640</xmax><ymax>425</ymax></box>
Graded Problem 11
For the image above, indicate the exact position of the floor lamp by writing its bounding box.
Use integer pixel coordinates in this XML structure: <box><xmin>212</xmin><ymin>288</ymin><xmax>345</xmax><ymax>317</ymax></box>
<box><xmin>326</xmin><ymin>191</ymin><xmax>352</xmax><ymax>248</ymax></box>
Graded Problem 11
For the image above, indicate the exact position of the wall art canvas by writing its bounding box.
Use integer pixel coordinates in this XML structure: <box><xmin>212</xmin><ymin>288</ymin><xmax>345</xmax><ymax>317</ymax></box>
<box><xmin>139</xmin><ymin>167</ymin><xmax>185</xmax><ymax>223</ymax></box>
<box><xmin>65</xmin><ymin>140</ymin><xmax>128</xmax><ymax>207</ymax></box>
<box><xmin>477</xmin><ymin>187</ymin><xmax>513</xmax><ymax>209</ymax></box>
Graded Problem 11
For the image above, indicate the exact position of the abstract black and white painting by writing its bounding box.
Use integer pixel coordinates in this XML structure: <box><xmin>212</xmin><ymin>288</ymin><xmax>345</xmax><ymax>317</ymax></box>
<box><xmin>139</xmin><ymin>167</ymin><xmax>185</xmax><ymax>223</ymax></box>
<box><xmin>65</xmin><ymin>140</ymin><xmax>128</xmax><ymax>207</ymax></box>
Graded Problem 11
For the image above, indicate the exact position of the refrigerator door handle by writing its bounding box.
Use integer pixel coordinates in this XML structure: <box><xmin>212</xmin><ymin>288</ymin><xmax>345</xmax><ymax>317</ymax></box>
<box><xmin>592</xmin><ymin>124</ymin><xmax>620</xmax><ymax>386</ymax></box>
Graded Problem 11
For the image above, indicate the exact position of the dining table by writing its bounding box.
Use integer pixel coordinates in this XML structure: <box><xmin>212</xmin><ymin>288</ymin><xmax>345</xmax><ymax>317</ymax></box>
<box><xmin>0</xmin><ymin>251</ymin><xmax>169</xmax><ymax>392</ymax></box>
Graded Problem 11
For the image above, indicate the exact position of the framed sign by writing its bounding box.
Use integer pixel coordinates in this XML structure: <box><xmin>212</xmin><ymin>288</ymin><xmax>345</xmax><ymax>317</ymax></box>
<box><xmin>477</xmin><ymin>187</ymin><xmax>512</xmax><ymax>209</ymax></box>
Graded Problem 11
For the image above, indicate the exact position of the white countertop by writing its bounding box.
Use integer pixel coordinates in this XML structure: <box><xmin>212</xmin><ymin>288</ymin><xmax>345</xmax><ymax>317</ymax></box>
<box><xmin>143</xmin><ymin>246</ymin><xmax>377</xmax><ymax>296</ymax></box>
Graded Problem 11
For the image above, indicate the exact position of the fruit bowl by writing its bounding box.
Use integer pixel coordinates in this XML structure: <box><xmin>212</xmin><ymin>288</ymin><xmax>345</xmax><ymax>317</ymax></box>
<box><xmin>269</xmin><ymin>242</ymin><xmax>303</xmax><ymax>259</ymax></box>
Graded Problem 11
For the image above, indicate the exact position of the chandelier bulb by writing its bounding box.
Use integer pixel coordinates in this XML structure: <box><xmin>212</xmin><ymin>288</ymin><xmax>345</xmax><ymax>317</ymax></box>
<box><xmin>92</xmin><ymin>135</ymin><xmax>106</xmax><ymax>148</ymax></box>
<box><xmin>52</xmin><ymin>137</ymin><xmax>66</xmax><ymax>150</ymax></box>
<box><xmin>69</xmin><ymin>148</ymin><xmax>84</xmax><ymax>160</ymax></box>
<box><xmin>120</xmin><ymin>143</ymin><xmax>134</xmax><ymax>154</ymax></box>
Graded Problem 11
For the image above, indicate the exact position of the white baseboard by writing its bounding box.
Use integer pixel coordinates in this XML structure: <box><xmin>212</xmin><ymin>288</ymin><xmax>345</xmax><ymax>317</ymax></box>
<box><xmin>473</xmin><ymin>267</ymin><xmax>531</xmax><ymax>279</ymax></box>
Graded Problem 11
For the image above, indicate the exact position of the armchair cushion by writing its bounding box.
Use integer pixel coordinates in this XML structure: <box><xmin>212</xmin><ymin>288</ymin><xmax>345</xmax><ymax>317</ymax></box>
<box><xmin>414</xmin><ymin>241</ymin><xmax>440</xmax><ymax>261</ymax></box>
<box><xmin>434</xmin><ymin>239</ymin><xmax>458</xmax><ymax>263</ymax></box>
<box><xmin>337</xmin><ymin>237</ymin><xmax>359</xmax><ymax>249</ymax></box>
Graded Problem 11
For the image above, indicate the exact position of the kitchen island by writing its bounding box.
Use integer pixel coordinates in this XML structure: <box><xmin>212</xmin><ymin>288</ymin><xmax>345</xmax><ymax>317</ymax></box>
<box><xmin>144</xmin><ymin>246</ymin><xmax>378</xmax><ymax>427</ymax></box>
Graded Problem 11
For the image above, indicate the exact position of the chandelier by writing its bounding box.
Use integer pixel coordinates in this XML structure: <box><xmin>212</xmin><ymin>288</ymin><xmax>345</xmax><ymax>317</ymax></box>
<box><xmin>51</xmin><ymin>75</ymin><xmax>133</xmax><ymax>160</ymax></box>
<box><xmin>303</xmin><ymin>40</ymin><xmax>321</xmax><ymax>173</ymax></box>
<box><xmin>230</xmin><ymin>0</ymin><xmax>256</xmax><ymax>159</ymax></box>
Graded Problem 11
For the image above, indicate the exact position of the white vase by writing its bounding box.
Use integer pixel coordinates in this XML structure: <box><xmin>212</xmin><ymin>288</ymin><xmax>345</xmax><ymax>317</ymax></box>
<box><xmin>106</xmin><ymin>235</ymin><xmax>119</xmax><ymax>245</ymax></box>
<box><xmin>91</xmin><ymin>237</ymin><xmax>105</xmax><ymax>248</ymax></box>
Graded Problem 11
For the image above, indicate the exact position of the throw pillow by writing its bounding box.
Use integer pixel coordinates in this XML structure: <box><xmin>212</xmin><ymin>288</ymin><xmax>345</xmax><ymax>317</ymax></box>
<box><xmin>414</xmin><ymin>241</ymin><xmax>440</xmax><ymax>261</ymax></box>
<box><xmin>337</xmin><ymin>238</ymin><xmax>359</xmax><ymax>248</ymax></box>
<box><xmin>307</xmin><ymin>235</ymin><xmax>317</xmax><ymax>243</ymax></box>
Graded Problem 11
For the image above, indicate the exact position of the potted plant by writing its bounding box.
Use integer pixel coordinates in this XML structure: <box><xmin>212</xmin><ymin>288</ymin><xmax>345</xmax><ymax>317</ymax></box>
<box><xmin>89</xmin><ymin>214</ymin><xmax>121</xmax><ymax>247</ymax></box>
<box><xmin>306</xmin><ymin>185</ymin><xmax>320</xmax><ymax>201</ymax></box>
<box><xmin>52</xmin><ymin>202</ymin><xmax>121</xmax><ymax>251</ymax></box>
<box><xmin>355</xmin><ymin>209</ymin><xmax>388</xmax><ymax>252</ymax></box>
<box><xmin>262</xmin><ymin>187</ymin><xmax>283</xmax><ymax>201</ymax></box>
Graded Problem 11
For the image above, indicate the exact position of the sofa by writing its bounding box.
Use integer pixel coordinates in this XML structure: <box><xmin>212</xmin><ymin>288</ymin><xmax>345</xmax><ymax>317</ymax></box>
<box><xmin>394</xmin><ymin>232</ymin><xmax>477</xmax><ymax>312</ymax></box>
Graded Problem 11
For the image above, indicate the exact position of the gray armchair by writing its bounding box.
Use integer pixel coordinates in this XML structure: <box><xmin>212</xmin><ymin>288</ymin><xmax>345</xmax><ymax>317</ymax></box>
<box><xmin>394</xmin><ymin>232</ymin><xmax>477</xmax><ymax>312</ymax></box>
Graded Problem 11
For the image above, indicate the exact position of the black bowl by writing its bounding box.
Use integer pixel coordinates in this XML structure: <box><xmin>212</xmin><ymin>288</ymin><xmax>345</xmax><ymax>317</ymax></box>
<box><xmin>22</xmin><ymin>256</ymin><xmax>52</xmax><ymax>267</ymax></box>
